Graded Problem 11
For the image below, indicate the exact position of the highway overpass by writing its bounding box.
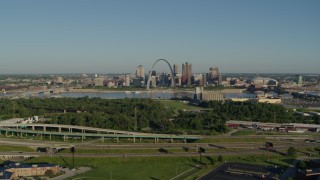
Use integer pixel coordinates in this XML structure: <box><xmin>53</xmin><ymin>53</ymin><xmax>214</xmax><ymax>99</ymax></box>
<box><xmin>0</xmin><ymin>123</ymin><xmax>200</xmax><ymax>143</ymax></box>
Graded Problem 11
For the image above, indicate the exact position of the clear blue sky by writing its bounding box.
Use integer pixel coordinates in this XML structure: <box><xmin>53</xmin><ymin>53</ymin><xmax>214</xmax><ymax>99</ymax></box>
<box><xmin>0</xmin><ymin>0</ymin><xmax>319</xmax><ymax>74</ymax></box>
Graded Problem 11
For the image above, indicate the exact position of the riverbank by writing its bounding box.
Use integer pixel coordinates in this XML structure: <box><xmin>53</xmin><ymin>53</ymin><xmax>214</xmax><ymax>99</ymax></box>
<box><xmin>67</xmin><ymin>88</ymin><xmax>195</xmax><ymax>93</ymax></box>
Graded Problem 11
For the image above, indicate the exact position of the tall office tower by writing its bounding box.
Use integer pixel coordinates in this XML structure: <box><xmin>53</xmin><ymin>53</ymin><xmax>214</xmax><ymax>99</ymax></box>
<box><xmin>125</xmin><ymin>75</ymin><xmax>130</xmax><ymax>86</ymax></box>
<box><xmin>298</xmin><ymin>75</ymin><xmax>303</xmax><ymax>87</ymax></box>
<box><xmin>182</xmin><ymin>62</ymin><xmax>192</xmax><ymax>86</ymax></box>
<box><xmin>176</xmin><ymin>73</ymin><xmax>182</xmax><ymax>86</ymax></box>
<box><xmin>187</xmin><ymin>63</ymin><xmax>192</xmax><ymax>86</ymax></box>
<box><xmin>209</xmin><ymin>66</ymin><xmax>219</xmax><ymax>81</ymax></box>
<box><xmin>182</xmin><ymin>63</ymin><xmax>187</xmax><ymax>83</ymax></box>
<box><xmin>136</xmin><ymin>65</ymin><xmax>145</xmax><ymax>79</ymax></box>
<box><xmin>203</xmin><ymin>73</ymin><xmax>207</xmax><ymax>86</ymax></box>
<box><xmin>218</xmin><ymin>74</ymin><xmax>223</xmax><ymax>85</ymax></box>
<box><xmin>173</xmin><ymin>64</ymin><xmax>179</xmax><ymax>75</ymax></box>
<box><xmin>151</xmin><ymin>71</ymin><xmax>156</xmax><ymax>76</ymax></box>
<box><xmin>151</xmin><ymin>76</ymin><xmax>157</xmax><ymax>87</ymax></box>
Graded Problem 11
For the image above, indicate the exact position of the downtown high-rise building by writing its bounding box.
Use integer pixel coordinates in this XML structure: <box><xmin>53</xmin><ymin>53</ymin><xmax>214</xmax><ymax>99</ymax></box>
<box><xmin>125</xmin><ymin>75</ymin><xmax>131</xmax><ymax>86</ymax></box>
<box><xmin>182</xmin><ymin>62</ymin><xmax>192</xmax><ymax>86</ymax></box>
<box><xmin>209</xmin><ymin>66</ymin><xmax>219</xmax><ymax>81</ymax></box>
<box><xmin>173</xmin><ymin>64</ymin><xmax>179</xmax><ymax>75</ymax></box>
<box><xmin>136</xmin><ymin>65</ymin><xmax>145</xmax><ymax>79</ymax></box>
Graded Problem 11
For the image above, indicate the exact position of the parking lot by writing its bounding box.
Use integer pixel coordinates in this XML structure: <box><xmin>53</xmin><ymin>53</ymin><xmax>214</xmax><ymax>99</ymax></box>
<box><xmin>200</xmin><ymin>162</ymin><xmax>282</xmax><ymax>180</ymax></box>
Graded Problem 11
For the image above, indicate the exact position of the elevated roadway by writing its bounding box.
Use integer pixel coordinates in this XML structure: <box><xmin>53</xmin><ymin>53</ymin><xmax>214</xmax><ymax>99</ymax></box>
<box><xmin>0</xmin><ymin>123</ymin><xmax>200</xmax><ymax>143</ymax></box>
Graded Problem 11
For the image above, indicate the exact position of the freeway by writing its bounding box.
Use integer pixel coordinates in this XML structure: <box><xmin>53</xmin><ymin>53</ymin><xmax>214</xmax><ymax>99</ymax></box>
<box><xmin>0</xmin><ymin>141</ymin><xmax>317</xmax><ymax>158</ymax></box>
<box><xmin>0</xmin><ymin>134</ymin><xmax>314</xmax><ymax>150</ymax></box>
<box><xmin>0</xmin><ymin>123</ymin><xmax>200</xmax><ymax>142</ymax></box>
<box><xmin>0</xmin><ymin>123</ymin><xmax>159</xmax><ymax>135</ymax></box>
<box><xmin>0</xmin><ymin>136</ymin><xmax>316</xmax><ymax>154</ymax></box>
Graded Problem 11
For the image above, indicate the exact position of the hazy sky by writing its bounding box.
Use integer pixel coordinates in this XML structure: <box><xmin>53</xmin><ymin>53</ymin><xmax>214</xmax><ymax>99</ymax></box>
<box><xmin>0</xmin><ymin>0</ymin><xmax>319</xmax><ymax>74</ymax></box>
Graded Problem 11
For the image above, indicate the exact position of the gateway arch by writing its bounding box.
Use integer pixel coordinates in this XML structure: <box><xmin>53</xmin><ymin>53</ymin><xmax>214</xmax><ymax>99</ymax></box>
<box><xmin>146</xmin><ymin>59</ymin><xmax>176</xmax><ymax>90</ymax></box>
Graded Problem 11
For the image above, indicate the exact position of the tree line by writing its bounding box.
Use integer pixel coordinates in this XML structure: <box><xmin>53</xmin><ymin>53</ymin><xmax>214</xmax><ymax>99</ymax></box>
<box><xmin>0</xmin><ymin>98</ymin><xmax>318</xmax><ymax>134</ymax></box>
<box><xmin>199</xmin><ymin>100</ymin><xmax>320</xmax><ymax>124</ymax></box>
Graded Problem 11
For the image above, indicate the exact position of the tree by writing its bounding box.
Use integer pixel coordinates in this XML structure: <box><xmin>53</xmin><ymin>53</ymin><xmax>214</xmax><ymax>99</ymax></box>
<box><xmin>287</xmin><ymin>147</ymin><xmax>296</xmax><ymax>156</ymax></box>
<box><xmin>44</xmin><ymin>169</ymin><xmax>55</xmax><ymax>177</ymax></box>
<box><xmin>218</xmin><ymin>155</ymin><xmax>224</xmax><ymax>162</ymax></box>
<box><xmin>297</xmin><ymin>161</ymin><xmax>307</xmax><ymax>169</ymax></box>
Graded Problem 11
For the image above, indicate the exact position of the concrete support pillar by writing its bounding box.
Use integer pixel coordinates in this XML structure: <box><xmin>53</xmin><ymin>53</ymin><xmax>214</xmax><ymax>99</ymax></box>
<box><xmin>32</xmin><ymin>126</ymin><xmax>35</xmax><ymax>131</ymax></box>
<box><xmin>16</xmin><ymin>126</ymin><xmax>18</xmax><ymax>129</ymax></box>
<box><xmin>43</xmin><ymin>126</ymin><xmax>46</xmax><ymax>132</ymax></box>
<box><xmin>116</xmin><ymin>137</ymin><xmax>119</xmax><ymax>143</ymax></box>
<box><xmin>20</xmin><ymin>133</ymin><xmax>23</xmax><ymax>138</ymax></box>
<box><xmin>133</xmin><ymin>137</ymin><xmax>136</xmax><ymax>143</ymax></box>
<box><xmin>184</xmin><ymin>137</ymin><xmax>187</xmax><ymax>143</ymax></box>
<box><xmin>140</xmin><ymin>138</ymin><xmax>142</xmax><ymax>142</ymax></box>
<box><xmin>101</xmin><ymin>136</ymin><xmax>104</xmax><ymax>142</ymax></box>
<box><xmin>49</xmin><ymin>134</ymin><xmax>52</xmax><ymax>140</ymax></box>
<box><xmin>5</xmin><ymin>130</ymin><xmax>8</xmax><ymax>137</ymax></box>
<box><xmin>59</xmin><ymin>127</ymin><xmax>62</xmax><ymax>132</ymax></box>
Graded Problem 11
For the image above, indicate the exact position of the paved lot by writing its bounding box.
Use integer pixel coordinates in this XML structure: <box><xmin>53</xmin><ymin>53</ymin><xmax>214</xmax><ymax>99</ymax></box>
<box><xmin>50</xmin><ymin>167</ymin><xmax>92</xmax><ymax>180</ymax></box>
<box><xmin>200</xmin><ymin>162</ymin><xmax>281</xmax><ymax>180</ymax></box>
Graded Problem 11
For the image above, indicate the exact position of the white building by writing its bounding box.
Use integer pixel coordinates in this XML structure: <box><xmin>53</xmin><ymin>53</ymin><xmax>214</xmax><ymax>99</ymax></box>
<box><xmin>125</xmin><ymin>75</ymin><xmax>131</xmax><ymax>86</ymax></box>
<box><xmin>136</xmin><ymin>65</ymin><xmax>145</xmax><ymax>79</ymax></box>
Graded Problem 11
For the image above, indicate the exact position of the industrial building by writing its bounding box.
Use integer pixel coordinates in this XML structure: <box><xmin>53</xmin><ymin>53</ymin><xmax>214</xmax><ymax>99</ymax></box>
<box><xmin>251</xmin><ymin>77</ymin><xmax>278</xmax><ymax>87</ymax></box>
<box><xmin>0</xmin><ymin>162</ymin><xmax>61</xmax><ymax>179</ymax></box>
<box><xmin>226</xmin><ymin>120</ymin><xmax>320</xmax><ymax>133</ymax></box>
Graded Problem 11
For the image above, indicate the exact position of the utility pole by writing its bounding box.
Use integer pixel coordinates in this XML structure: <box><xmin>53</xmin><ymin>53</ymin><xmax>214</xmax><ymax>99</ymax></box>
<box><xmin>134</xmin><ymin>106</ymin><xmax>137</xmax><ymax>131</ymax></box>
<box><xmin>70</xmin><ymin>146</ymin><xmax>76</xmax><ymax>169</ymax></box>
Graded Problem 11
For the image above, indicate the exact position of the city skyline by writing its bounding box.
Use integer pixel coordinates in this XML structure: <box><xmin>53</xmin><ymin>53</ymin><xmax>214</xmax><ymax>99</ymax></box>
<box><xmin>0</xmin><ymin>0</ymin><xmax>319</xmax><ymax>74</ymax></box>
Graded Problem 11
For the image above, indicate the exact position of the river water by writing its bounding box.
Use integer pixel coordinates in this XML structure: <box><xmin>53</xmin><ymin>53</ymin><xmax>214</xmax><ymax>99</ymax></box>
<box><xmin>60</xmin><ymin>91</ymin><xmax>193</xmax><ymax>99</ymax></box>
<box><xmin>1</xmin><ymin>90</ymin><xmax>258</xmax><ymax>100</ymax></box>
<box><xmin>60</xmin><ymin>91</ymin><xmax>257</xmax><ymax>99</ymax></box>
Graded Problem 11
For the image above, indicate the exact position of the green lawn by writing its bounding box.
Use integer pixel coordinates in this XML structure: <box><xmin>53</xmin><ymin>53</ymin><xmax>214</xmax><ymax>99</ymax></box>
<box><xmin>26</xmin><ymin>156</ymin><xmax>201</xmax><ymax>180</ymax></box>
<box><xmin>23</xmin><ymin>153</ymin><xmax>295</xmax><ymax>180</ymax></box>
<box><xmin>197</xmin><ymin>137</ymin><xmax>266</xmax><ymax>143</ymax></box>
<box><xmin>0</xmin><ymin>145</ymin><xmax>34</xmax><ymax>152</ymax></box>
<box><xmin>159</xmin><ymin>100</ymin><xmax>204</xmax><ymax>113</ymax></box>
<box><xmin>231</xmin><ymin>130</ymin><xmax>257</xmax><ymax>136</ymax></box>
<box><xmin>58</xmin><ymin>147</ymin><xmax>245</xmax><ymax>154</ymax></box>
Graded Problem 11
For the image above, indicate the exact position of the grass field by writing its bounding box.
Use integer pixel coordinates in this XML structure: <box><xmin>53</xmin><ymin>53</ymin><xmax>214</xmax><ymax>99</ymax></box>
<box><xmin>26</xmin><ymin>156</ymin><xmax>200</xmax><ymax>180</ymax></box>
<box><xmin>159</xmin><ymin>100</ymin><xmax>204</xmax><ymax>113</ymax></box>
<box><xmin>0</xmin><ymin>145</ymin><xmax>34</xmax><ymax>152</ymax></box>
<box><xmin>197</xmin><ymin>137</ymin><xmax>266</xmax><ymax>143</ymax></box>
<box><xmin>24</xmin><ymin>153</ymin><xmax>295</xmax><ymax>180</ymax></box>
<box><xmin>0</xmin><ymin>142</ymin><xmax>295</xmax><ymax>180</ymax></box>
<box><xmin>231</xmin><ymin>130</ymin><xmax>257</xmax><ymax>136</ymax></box>
<box><xmin>58</xmin><ymin>146</ymin><xmax>247</xmax><ymax>154</ymax></box>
